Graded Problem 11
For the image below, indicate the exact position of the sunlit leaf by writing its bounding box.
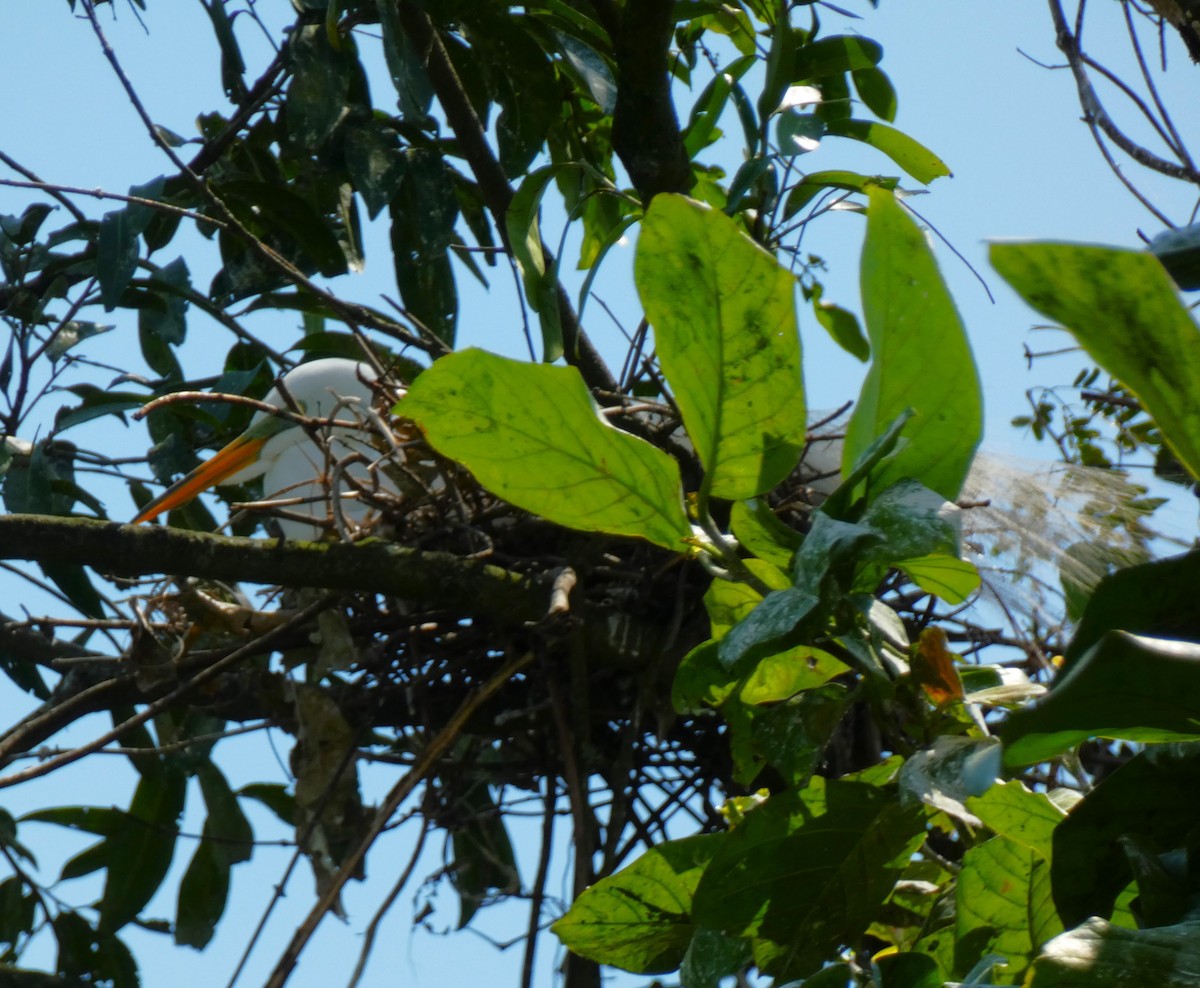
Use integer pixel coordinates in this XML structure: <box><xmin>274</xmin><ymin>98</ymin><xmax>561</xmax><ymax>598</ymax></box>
<box><xmin>846</xmin><ymin>187</ymin><xmax>981</xmax><ymax>500</ymax></box>
<box><xmin>991</xmin><ymin>241</ymin><xmax>1200</xmax><ymax>482</ymax></box>
<box><xmin>637</xmin><ymin>195</ymin><xmax>805</xmax><ymax>501</ymax></box>
<box><xmin>825</xmin><ymin>119</ymin><xmax>950</xmax><ymax>184</ymax></box>
<box><xmin>401</xmin><ymin>349</ymin><xmax>692</xmax><ymax>550</ymax></box>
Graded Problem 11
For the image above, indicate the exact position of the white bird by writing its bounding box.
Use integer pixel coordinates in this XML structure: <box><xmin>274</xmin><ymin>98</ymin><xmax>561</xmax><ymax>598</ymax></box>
<box><xmin>133</xmin><ymin>358</ymin><xmax>399</xmax><ymax>540</ymax></box>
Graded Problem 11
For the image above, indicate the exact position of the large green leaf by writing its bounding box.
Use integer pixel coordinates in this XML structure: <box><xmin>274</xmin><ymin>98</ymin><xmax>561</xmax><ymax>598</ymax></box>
<box><xmin>1050</xmin><ymin>747</ymin><xmax>1200</xmax><ymax>928</ymax></box>
<box><xmin>400</xmin><ymin>348</ymin><xmax>692</xmax><ymax>550</ymax></box>
<box><xmin>846</xmin><ymin>187</ymin><xmax>981</xmax><ymax>500</ymax></box>
<box><xmin>637</xmin><ymin>195</ymin><xmax>806</xmax><ymax>501</ymax></box>
<box><xmin>1001</xmin><ymin>632</ymin><xmax>1200</xmax><ymax>767</ymax></box>
<box><xmin>692</xmin><ymin>776</ymin><xmax>926</xmax><ymax>979</ymax></box>
<box><xmin>1028</xmin><ymin>917</ymin><xmax>1200</xmax><ymax>988</ymax></box>
<box><xmin>1063</xmin><ymin>551</ymin><xmax>1200</xmax><ymax>670</ymax></box>
<box><xmin>956</xmin><ymin>837</ymin><xmax>1062</xmax><ymax>983</ymax></box>
<box><xmin>990</xmin><ymin>242</ymin><xmax>1200</xmax><ymax>481</ymax></box>
<box><xmin>551</xmin><ymin>834</ymin><xmax>723</xmax><ymax>974</ymax></box>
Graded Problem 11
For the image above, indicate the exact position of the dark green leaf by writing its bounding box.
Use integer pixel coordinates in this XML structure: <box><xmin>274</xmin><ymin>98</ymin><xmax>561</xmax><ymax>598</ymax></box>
<box><xmin>174</xmin><ymin>838</ymin><xmax>229</xmax><ymax>949</ymax></box>
<box><xmin>793</xmin><ymin>35</ymin><xmax>883</xmax><ymax>81</ymax></box>
<box><xmin>692</xmin><ymin>776</ymin><xmax>926</xmax><ymax>980</ymax></box>
<box><xmin>852</xmin><ymin>66</ymin><xmax>898</xmax><ymax>121</ymax></box>
<box><xmin>285</xmin><ymin>23</ymin><xmax>353</xmax><ymax>148</ymax></box>
<box><xmin>345</xmin><ymin>118</ymin><xmax>405</xmax><ymax>220</ymax></box>
<box><xmin>99</xmin><ymin>765</ymin><xmax>186</xmax><ymax>933</ymax></box>
<box><xmin>680</xmin><ymin>926</ymin><xmax>752</xmax><ymax>988</ymax></box>
<box><xmin>1002</xmin><ymin>632</ymin><xmax>1200</xmax><ymax>766</ymax></box>
<box><xmin>97</xmin><ymin>208</ymin><xmax>139</xmax><ymax>310</ymax></box>
<box><xmin>237</xmin><ymin>783</ymin><xmax>296</xmax><ymax>827</ymax></box>
<box><xmin>1051</xmin><ymin>747</ymin><xmax>1200</xmax><ymax>927</ymax></box>
<box><xmin>378</xmin><ymin>0</ymin><xmax>434</xmax><ymax>120</ymax></box>
<box><xmin>1064</xmin><ymin>551</ymin><xmax>1200</xmax><ymax>671</ymax></box>
<box><xmin>1149</xmin><ymin>222</ymin><xmax>1200</xmax><ymax>291</ymax></box>
<box><xmin>449</xmin><ymin>783</ymin><xmax>520</xmax><ymax>929</ymax></box>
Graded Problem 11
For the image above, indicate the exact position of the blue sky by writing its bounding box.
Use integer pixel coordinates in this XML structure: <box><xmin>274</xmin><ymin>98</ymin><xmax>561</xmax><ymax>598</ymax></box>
<box><xmin>1</xmin><ymin>2</ymin><xmax>1198</xmax><ymax>986</ymax></box>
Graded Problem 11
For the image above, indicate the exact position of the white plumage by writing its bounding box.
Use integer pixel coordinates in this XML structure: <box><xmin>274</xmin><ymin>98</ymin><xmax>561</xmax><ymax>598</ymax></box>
<box><xmin>134</xmin><ymin>358</ymin><xmax>397</xmax><ymax>540</ymax></box>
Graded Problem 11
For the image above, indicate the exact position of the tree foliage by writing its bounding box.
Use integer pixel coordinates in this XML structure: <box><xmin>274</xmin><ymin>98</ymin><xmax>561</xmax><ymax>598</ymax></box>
<box><xmin>1</xmin><ymin>2</ymin><xmax>1199</xmax><ymax>987</ymax></box>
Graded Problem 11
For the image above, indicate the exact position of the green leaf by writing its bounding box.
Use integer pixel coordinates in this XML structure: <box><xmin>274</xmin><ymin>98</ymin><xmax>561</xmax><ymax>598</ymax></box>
<box><xmin>401</xmin><ymin>349</ymin><xmax>692</xmax><ymax>550</ymax></box>
<box><xmin>1027</xmin><ymin>917</ymin><xmax>1200</xmax><ymax>988</ymax></box>
<box><xmin>1064</xmin><ymin>551</ymin><xmax>1200</xmax><ymax>671</ymax></box>
<box><xmin>990</xmin><ymin>242</ymin><xmax>1200</xmax><ymax>482</ymax></box>
<box><xmin>852</xmin><ymin>66</ymin><xmax>898</xmax><ymax>121</ymax></box>
<box><xmin>738</xmin><ymin>645</ymin><xmax>849</xmax><ymax>704</ymax></box>
<box><xmin>895</xmin><ymin>554</ymin><xmax>980</xmax><ymax>605</ymax></box>
<box><xmin>680</xmin><ymin>926</ymin><xmax>752</xmax><ymax>988</ymax></box>
<box><xmin>684</xmin><ymin>55</ymin><xmax>756</xmax><ymax>158</ymax></box>
<box><xmin>784</xmin><ymin>170</ymin><xmax>898</xmax><ymax>219</ymax></box>
<box><xmin>824</xmin><ymin>119</ymin><xmax>951</xmax><ymax>185</ymax></box>
<box><xmin>99</xmin><ymin>765</ymin><xmax>187</xmax><ymax>933</ymax></box>
<box><xmin>344</xmin><ymin>118</ymin><xmax>405</xmax><ymax>220</ymax></box>
<box><xmin>285</xmin><ymin>23</ymin><xmax>353</xmax><ymax>148</ymax></box>
<box><xmin>967</xmin><ymin>780</ymin><xmax>1064</xmax><ymax>862</ymax></box>
<box><xmin>1001</xmin><ymin>632</ymin><xmax>1200</xmax><ymax>767</ymax></box>
<box><xmin>899</xmin><ymin>737</ymin><xmax>1002</xmax><ymax>826</ymax></box>
<box><xmin>793</xmin><ymin>35</ymin><xmax>883</xmax><ymax>80</ymax></box>
<box><xmin>812</xmin><ymin>295</ymin><xmax>870</xmax><ymax>362</ymax></box>
<box><xmin>846</xmin><ymin>187</ymin><xmax>981</xmax><ymax>500</ymax></box>
<box><xmin>97</xmin><ymin>208</ymin><xmax>139</xmax><ymax>310</ymax></box>
<box><xmin>237</xmin><ymin>783</ymin><xmax>296</xmax><ymax>827</ymax></box>
<box><xmin>693</xmin><ymin>776</ymin><xmax>926</xmax><ymax>980</ymax></box>
<box><xmin>551</xmin><ymin>834</ymin><xmax>724</xmax><ymax>974</ymax></box>
<box><xmin>730</xmin><ymin>498</ymin><xmax>803</xmax><ymax>569</ymax></box>
<box><xmin>449</xmin><ymin>783</ymin><xmax>520</xmax><ymax>929</ymax></box>
<box><xmin>955</xmin><ymin>836</ymin><xmax>1062</xmax><ymax>983</ymax></box>
<box><xmin>175</xmin><ymin>838</ymin><xmax>229</xmax><ymax>949</ymax></box>
<box><xmin>638</xmin><ymin>194</ymin><xmax>806</xmax><ymax>501</ymax></box>
<box><xmin>506</xmin><ymin>164</ymin><xmax>566</xmax><ymax>362</ymax></box>
<box><xmin>378</xmin><ymin>0</ymin><xmax>433</xmax><ymax>120</ymax></box>
<box><xmin>1050</xmin><ymin>747</ymin><xmax>1200</xmax><ymax>928</ymax></box>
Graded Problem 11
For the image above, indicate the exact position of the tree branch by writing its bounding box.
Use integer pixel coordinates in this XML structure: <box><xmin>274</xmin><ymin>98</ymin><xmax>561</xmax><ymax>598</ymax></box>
<box><xmin>611</xmin><ymin>0</ymin><xmax>694</xmax><ymax>201</ymax></box>
<box><xmin>0</xmin><ymin>515</ymin><xmax>548</xmax><ymax>627</ymax></box>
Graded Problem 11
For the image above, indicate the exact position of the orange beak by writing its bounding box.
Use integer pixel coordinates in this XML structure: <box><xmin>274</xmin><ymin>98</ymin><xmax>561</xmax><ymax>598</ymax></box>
<box><xmin>133</xmin><ymin>434</ymin><xmax>268</xmax><ymax>525</ymax></box>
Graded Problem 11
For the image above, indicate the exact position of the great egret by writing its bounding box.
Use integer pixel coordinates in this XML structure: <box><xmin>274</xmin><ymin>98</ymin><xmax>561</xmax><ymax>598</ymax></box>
<box><xmin>133</xmin><ymin>358</ymin><xmax>399</xmax><ymax>540</ymax></box>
